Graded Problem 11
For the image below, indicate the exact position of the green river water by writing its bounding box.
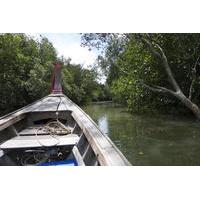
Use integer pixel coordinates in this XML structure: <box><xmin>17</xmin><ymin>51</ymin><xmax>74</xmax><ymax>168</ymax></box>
<box><xmin>82</xmin><ymin>103</ymin><xmax>200</xmax><ymax>165</ymax></box>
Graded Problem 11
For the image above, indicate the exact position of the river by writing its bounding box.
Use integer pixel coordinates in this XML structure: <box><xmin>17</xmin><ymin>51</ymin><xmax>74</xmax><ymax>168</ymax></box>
<box><xmin>82</xmin><ymin>102</ymin><xmax>200</xmax><ymax>165</ymax></box>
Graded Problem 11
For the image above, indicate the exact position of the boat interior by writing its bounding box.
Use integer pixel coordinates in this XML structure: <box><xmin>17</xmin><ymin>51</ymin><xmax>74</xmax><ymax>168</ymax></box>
<box><xmin>0</xmin><ymin>62</ymin><xmax>130</xmax><ymax>166</ymax></box>
<box><xmin>0</xmin><ymin>110</ymin><xmax>99</xmax><ymax>166</ymax></box>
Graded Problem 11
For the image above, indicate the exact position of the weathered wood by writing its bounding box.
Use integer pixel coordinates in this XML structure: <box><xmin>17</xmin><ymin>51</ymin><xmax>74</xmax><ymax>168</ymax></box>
<box><xmin>83</xmin><ymin>145</ymin><xmax>97</xmax><ymax>166</ymax></box>
<box><xmin>32</xmin><ymin>97</ymin><xmax>60</xmax><ymax>112</ymax></box>
<box><xmin>18</xmin><ymin>126</ymin><xmax>74</xmax><ymax>136</ymax></box>
<box><xmin>0</xmin><ymin>134</ymin><xmax>79</xmax><ymax>149</ymax></box>
<box><xmin>0</xmin><ymin>93</ymin><xmax>131</xmax><ymax>166</ymax></box>
<box><xmin>61</xmin><ymin>95</ymin><xmax>131</xmax><ymax>166</ymax></box>
<box><xmin>72</xmin><ymin>111</ymin><xmax>129</xmax><ymax>165</ymax></box>
<box><xmin>0</xmin><ymin>62</ymin><xmax>130</xmax><ymax>166</ymax></box>
<box><xmin>19</xmin><ymin>126</ymin><xmax>48</xmax><ymax>136</ymax></box>
<box><xmin>0</xmin><ymin>95</ymin><xmax>50</xmax><ymax>131</ymax></box>
<box><xmin>0</xmin><ymin>150</ymin><xmax>4</xmax><ymax>158</ymax></box>
<box><xmin>8</xmin><ymin>125</ymin><xmax>18</xmax><ymax>136</ymax></box>
<box><xmin>0</xmin><ymin>113</ymin><xmax>26</xmax><ymax>131</ymax></box>
<box><xmin>76</xmin><ymin>133</ymin><xmax>89</xmax><ymax>156</ymax></box>
<box><xmin>82</xmin><ymin>143</ymin><xmax>90</xmax><ymax>160</ymax></box>
<box><xmin>72</xmin><ymin>146</ymin><xmax>85</xmax><ymax>166</ymax></box>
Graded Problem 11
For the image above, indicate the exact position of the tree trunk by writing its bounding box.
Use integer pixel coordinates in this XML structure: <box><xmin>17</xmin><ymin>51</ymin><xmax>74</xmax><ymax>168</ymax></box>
<box><xmin>175</xmin><ymin>91</ymin><xmax>200</xmax><ymax>120</ymax></box>
<box><xmin>141</xmin><ymin>36</ymin><xmax>200</xmax><ymax>120</ymax></box>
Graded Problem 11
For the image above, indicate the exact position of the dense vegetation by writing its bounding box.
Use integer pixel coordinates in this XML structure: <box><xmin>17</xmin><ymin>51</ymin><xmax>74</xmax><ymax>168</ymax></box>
<box><xmin>0</xmin><ymin>33</ymin><xmax>110</xmax><ymax>116</ymax></box>
<box><xmin>60</xmin><ymin>57</ymin><xmax>111</xmax><ymax>104</ymax></box>
<box><xmin>2</xmin><ymin>33</ymin><xmax>200</xmax><ymax>119</ymax></box>
<box><xmin>81</xmin><ymin>33</ymin><xmax>200</xmax><ymax>119</ymax></box>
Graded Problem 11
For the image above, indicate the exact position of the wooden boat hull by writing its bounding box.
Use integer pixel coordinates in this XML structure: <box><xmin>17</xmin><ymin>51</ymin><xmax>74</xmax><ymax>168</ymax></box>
<box><xmin>0</xmin><ymin>94</ymin><xmax>131</xmax><ymax>166</ymax></box>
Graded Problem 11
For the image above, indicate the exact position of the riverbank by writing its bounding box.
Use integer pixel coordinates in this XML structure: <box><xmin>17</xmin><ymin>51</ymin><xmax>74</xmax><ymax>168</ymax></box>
<box><xmin>89</xmin><ymin>101</ymin><xmax>197</xmax><ymax>122</ymax></box>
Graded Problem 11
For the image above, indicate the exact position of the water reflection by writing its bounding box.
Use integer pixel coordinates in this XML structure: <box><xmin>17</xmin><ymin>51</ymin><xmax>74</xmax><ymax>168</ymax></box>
<box><xmin>97</xmin><ymin>115</ymin><xmax>109</xmax><ymax>134</ymax></box>
<box><xmin>83</xmin><ymin>103</ymin><xmax>200</xmax><ymax>166</ymax></box>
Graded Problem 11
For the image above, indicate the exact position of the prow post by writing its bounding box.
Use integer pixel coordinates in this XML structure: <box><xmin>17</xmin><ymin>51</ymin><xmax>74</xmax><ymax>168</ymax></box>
<box><xmin>51</xmin><ymin>62</ymin><xmax>63</xmax><ymax>94</ymax></box>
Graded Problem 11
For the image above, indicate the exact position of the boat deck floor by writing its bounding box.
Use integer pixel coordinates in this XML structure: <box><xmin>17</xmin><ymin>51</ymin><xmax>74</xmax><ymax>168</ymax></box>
<box><xmin>0</xmin><ymin>126</ymin><xmax>79</xmax><ymax>149</ymax></box>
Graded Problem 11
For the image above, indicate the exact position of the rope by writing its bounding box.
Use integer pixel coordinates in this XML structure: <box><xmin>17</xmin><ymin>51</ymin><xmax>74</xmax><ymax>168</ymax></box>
<box><xmin>19</xmin><ymin>97</ymin><xmax>72</xmax><ymax>165</ymax></box>
<box><xmin>34</xmin><ymin>97</ymin><xmax>71</xmax><ymax>147</ymax></box>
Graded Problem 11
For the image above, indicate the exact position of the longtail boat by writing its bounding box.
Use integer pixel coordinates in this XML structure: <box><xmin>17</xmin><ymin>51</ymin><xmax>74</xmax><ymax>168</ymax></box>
<box><xmin>0</xmin><ymin>63</ymin><xmax>131</xmax><ymax>166</ymax></box>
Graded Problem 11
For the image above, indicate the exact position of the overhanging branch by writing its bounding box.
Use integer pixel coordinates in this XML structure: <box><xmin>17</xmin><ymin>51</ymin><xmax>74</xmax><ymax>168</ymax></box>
<box><xmin>138</xmin><ymin>80</ymin><xmax>176</xmax><ymax>96</ymax></box>
<box><xmin>141</xmin><ymin>37</ymin><xmax>181</xmax><ymax>92</ymax></box>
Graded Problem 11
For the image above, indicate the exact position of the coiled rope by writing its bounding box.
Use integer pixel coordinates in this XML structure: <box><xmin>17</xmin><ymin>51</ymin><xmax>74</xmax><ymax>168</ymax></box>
<box><xmin>35</xmin><ymin>97</ymin><xmax>71</xmax><ymax>147</ymax></box>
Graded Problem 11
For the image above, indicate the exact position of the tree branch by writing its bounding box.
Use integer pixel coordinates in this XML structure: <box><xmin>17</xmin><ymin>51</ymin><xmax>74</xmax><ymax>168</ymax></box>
<box><xmin>139</xmin><ymin>81</ymin><xmax>176</xmax><ymax>96</ymax></box>
<box><xmin>141</xmin><ymin>37</ymin><xmax>181</xmax><ymax>92</ymax></box>
<box><xmin>141</xmin><ymin>38</ymin><xmax>161</xmax><ymax>59</ymax></box>
<box><xmin>153</xmin><ymin>85</ymin><xmax>177</xmax><ymax>96</ymax></box>
<box><xmin>189</xmin><ymin>55</ymin><xmax>200</xmax><ymax>100</ymax></box>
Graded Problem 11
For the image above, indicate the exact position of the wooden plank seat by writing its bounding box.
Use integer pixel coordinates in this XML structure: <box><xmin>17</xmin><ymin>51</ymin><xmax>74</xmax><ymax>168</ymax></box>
<box><xmin>0</xmin><ymin>134</ymin><xmax>79</xmax><ymax>149</ymax></box>
<box><xmin>19</xmin><ymin>126</ymin><xmax>74</xmax><ymax>136</ymax></box>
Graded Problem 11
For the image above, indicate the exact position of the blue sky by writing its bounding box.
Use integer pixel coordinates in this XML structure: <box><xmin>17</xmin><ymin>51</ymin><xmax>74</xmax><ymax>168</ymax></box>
<box><xmin>29</xmin><ymin>33</ymin><xmax>98</xmax><ymax>68</ymax></box>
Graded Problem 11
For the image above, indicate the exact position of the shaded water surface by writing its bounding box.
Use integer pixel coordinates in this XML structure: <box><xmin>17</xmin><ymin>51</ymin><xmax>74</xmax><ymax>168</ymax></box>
<box><xmin>82</xmin><ymin>103</ymin><xmax>200</xmax><ymax>165</ymax></box>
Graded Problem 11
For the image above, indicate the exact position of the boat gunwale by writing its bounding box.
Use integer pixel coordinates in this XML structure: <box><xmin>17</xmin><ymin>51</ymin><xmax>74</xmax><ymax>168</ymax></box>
<box><xmin>0</xmin><ymin>94</ymin><xmax>131</xmax><ymax>166</ymax></box>
<box><xmin>61</xmin><ymin>94</ymin><xmax>131</xmax><ymax>166</ymax></box>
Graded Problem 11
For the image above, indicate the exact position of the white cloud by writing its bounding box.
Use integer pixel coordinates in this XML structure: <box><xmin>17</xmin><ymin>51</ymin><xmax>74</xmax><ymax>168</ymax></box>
<box><xmin>27</xmin><ymin>33</ymin><xmax>97</xmax><ymax>68</ymax></box>
<box><xmin>58</xmin><ymin>43</ymin><xmax>97</xmax><ymax>67</ymax></box>
<box><xmin>27</xmin><ymin>33</ymin><xmax>106</xmax><ymax>83</ymax></box>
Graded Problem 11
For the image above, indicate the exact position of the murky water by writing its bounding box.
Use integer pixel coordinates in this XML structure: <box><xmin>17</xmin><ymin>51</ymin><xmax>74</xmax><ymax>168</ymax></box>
<box><xmin>83</xmin><ymin>103</ymin><xmax>200</xmax><ymax>165</ymax></box>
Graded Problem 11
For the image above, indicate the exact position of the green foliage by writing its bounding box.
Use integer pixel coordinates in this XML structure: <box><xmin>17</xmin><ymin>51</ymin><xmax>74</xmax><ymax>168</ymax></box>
<box><xmin>62</xmin><ymin>63</ymin><xmax>95</xmax><ymax>104</ymax></box>
<box><xmin>0</xmin><ymin>33</ymin><xmax>56</xmax><ymax>114</ymax></box>
<box><xmin>91</xmin><ymin>84</ymin><xmax>112</xmax><ymax>102</ymax></box>
<box><xmin>0</xmin><ymin>33</ymin><xmax>105</xmax><ymax>116</ymax></box>
<box><xmin>82</xmin><ymin>33</ymin><xmax>200</xmax><ymax>115</ymax></box>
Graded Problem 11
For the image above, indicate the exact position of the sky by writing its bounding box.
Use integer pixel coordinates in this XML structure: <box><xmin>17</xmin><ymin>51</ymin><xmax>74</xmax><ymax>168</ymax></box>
<box><xmin>29</xmin><ymin>33</ymin><xmax>98</xmax><ymax>68</ymax></box>
<box><xmin>29</xmin><ymin>33</ymin><xmax>106</xmax><ymax>83</ymax></box>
